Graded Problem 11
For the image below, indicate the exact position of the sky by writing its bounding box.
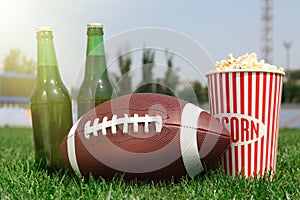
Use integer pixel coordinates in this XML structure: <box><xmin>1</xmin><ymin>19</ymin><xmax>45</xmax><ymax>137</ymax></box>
<box><xmin>0</xmin><ymin>0</ymin><xmax>299</xmax><ymax>90</ymax></box>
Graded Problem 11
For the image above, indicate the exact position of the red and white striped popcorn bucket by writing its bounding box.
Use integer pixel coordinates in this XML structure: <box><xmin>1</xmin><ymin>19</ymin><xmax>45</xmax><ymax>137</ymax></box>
<box><xmin>206</xmin><ymin>70</ymin><xmax>284</xmax><ymax>178</ymax></box>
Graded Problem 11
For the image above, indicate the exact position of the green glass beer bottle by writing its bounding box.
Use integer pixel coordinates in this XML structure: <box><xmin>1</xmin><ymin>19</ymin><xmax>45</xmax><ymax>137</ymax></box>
<box><xmin>77</xmin><ymin>23</ymin><xmax>114</xmax><ymax>118</ymax></box>
<box><xmin>30</xmin><ymin>27</ymin><xmax>73</xmax><ymax>171</ymax></box>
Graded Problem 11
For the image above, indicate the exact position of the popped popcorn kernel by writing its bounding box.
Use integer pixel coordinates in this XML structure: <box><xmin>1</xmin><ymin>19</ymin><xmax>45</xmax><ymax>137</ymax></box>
<box><xmin>214</xmin><ymin>53</ymin><xmax>285</xmax><ymax>74</ymax></box>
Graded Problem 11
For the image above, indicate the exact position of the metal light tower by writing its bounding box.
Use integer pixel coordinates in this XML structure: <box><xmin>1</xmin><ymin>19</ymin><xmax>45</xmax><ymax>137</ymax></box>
<box><xmin>283</xmin><ymin>41</ymin><xmax>292</xmax><ymax>72</ymax></box>
<box><xmin>283</xmin><ymin>41</ymin><xmax>292</xmax><ymax>103</ymax></box>
<box><xmin>261</xmin><ymin>0</ymin><xmax>273</xmax><ymax>63</ymax></box>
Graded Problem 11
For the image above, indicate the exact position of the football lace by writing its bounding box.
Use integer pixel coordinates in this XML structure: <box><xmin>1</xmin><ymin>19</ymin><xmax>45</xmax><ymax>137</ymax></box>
<box><xmin>84</xmin><ymin>114</ymin><xmax>163</xmax><ymax>139</ymax></box>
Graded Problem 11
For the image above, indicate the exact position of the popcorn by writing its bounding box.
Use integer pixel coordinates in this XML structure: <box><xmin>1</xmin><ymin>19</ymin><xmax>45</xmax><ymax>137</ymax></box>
<box><xmin>215</xmin><ymin>53</ymin><xmax>284</xmax><ymax>73</ymax></box>
<box><xmin>207</xmin><ymin>53</ymin><xmax>285</xmax><ymax>178</ymax></box>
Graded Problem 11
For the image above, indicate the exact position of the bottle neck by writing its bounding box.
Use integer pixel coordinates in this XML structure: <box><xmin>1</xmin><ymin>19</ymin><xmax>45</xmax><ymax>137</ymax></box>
<box><xmin>36</xmin><ymin>32</ymin><xmax>61</xmax><ymax>81</ymax></box>
<box><xmin>84</xmin><ymin>28</ymin><xmax>108</xmax><ymax>80</ymax></box>
<box><xmin>86</xmin><ymin>32</ymin><xmax>105</xmax><ymax>56</ymax></box>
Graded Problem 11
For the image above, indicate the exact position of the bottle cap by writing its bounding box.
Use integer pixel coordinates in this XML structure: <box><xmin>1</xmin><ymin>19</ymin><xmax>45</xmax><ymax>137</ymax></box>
<box><xmin>87</xmin><ymin>23</ymin><xmax>103</xmax><ymax>28</ymax></box>
<box><xmin>36</xmin><ymin>27</ymin><xmax>53</xmax><ymax>32</ymax></box>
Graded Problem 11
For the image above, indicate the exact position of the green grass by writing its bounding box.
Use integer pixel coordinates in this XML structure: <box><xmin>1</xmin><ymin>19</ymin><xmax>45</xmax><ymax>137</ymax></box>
<box><xmin>0</xmin><ymin>127</ymin><xmax>299</xmax><ymax>200</ymax></box>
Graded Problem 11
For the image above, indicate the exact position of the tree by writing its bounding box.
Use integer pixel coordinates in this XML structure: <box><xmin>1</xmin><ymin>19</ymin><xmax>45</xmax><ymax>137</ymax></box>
<box><xmin>177</xmin><ymin>83</ymin><xmax>198</xmax><ymax>105</ymax></box>
<box><xmin>289</xmin><ymin>69</ymin><xmax>300</xmax><ymax>80</ymax></box>
<box><xmin>135</xmin><ymin>48</ymin><xmax>156</xmax><ymax>93</ymax></box>
<box><xmin>282</xmin><ymin>81</ymin><xmax>300</xmax><ymax>103</ymax></box>
<box><xmin>142</xmin><ymin>48</ymin><xmax>155</xmax><ymax>84</ymax></box>
<box><xmin>4</xmin><ymin>49</ymin><xmax>36</xmax><ymax>74</ymax></box>
<box><xmin>193</xmin><ymin>81</ymin><xmax>208</xmax><ymax>104</ymax></box>
<box><xmin>178</xmin><ymin>80</ymin><xmax>208</xmax><ymax>105</ymax></box>
<box><xmin>116</xmin><ymin>50</ymin><xmax>132</xmax><ymax>95</ymax></box>
<box><xmin>161</xmin><ymin>50</ymin><xmax>180</xmax><ymax>96</ymax></box>
<box><xmin>154</xmin><ymin>78</ymin><xmax>175</xmax><ymax>96</ymax></box>
<box><xmin>152</xmin><ymin>50</ymin><xmax>179</xmax><ymax>97</ymax></box>
<box><xmin>164</xmin><ymin>50</ymin><xmax>179</xmax><ymax>89</ymax></box>
<box><xmin>282</xmin><ymin>69</ymin><xmax>300</xmax><ymax>103</ymax></box>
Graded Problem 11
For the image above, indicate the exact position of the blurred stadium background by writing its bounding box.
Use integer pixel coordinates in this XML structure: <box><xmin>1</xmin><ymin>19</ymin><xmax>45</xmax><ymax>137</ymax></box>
<box><xmin>0</xmin><ymin>71</ymin><xmax>299</xmax><ymax>128</ymax></box>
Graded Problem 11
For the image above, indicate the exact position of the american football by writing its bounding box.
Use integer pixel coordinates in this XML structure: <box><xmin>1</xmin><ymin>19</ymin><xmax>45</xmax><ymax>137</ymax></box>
<box><xmin>60</xmin><ymin>93</ymin><xmax>231</xmax><ymax>180</ymax></box>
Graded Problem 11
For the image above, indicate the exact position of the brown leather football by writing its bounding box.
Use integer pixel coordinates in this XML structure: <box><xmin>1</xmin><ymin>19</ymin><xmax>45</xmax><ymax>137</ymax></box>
<box><xmin>60</xmin><ymin>93</ymin><xmax>230</xmax><ymax>180</ymax></box>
